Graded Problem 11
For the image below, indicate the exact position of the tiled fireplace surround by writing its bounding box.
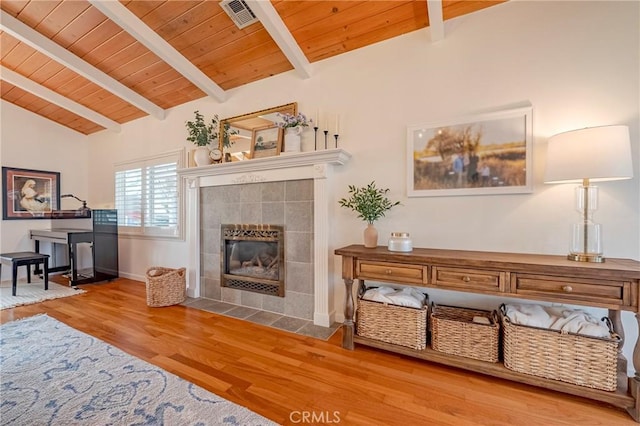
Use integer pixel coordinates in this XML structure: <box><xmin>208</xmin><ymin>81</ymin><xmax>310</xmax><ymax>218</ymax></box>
<box><xmin>178</xmin><ymin>149</ymin><xmax>351</xmax><ymax>327</ymax></box>
<box><xmin>202</xmin><ymin>181</ymin><xmax>313</xmax><ymax>319</ymax></box>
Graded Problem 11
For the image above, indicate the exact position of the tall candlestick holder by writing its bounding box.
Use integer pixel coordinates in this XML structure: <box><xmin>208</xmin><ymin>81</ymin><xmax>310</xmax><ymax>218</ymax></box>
<box><xmin>313</xmin><ymin>126</ymin><xmax>319</xmax><ymax>150</ymax></box>
<box><xmin>323</xmin><ymin>130</ymin><xmax>329</xmax><ymax>149</ymax></box>
<box><xmin>334</xmin><ymin>134</ymin><xmax>339</xmax><ymax>148</ymax></box>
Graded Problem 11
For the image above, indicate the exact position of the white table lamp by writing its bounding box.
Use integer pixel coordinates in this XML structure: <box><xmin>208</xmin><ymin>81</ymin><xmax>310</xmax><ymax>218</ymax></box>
<box><xmin>544</xmin><ymin>125</ymin><xmax>633</xmax><ymax>262</ymax></box>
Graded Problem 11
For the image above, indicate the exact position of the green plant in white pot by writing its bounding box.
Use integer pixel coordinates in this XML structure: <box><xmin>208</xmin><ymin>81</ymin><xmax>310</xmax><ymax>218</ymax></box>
<box><xmin>186</xmin><ymin>111</ymin><xmax>219</xmax><ymax>166</ymax></box>
<box><xmin>339</xmin><ymin>181</ymin><xmax>400</xmax><ymax>248</ymax></box>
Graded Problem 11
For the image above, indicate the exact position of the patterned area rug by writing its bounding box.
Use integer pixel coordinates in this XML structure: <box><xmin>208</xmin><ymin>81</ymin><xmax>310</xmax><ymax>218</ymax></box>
<box><xmin>0</xmin><ymin>315</ymin><xmax>276</xmax><ymax>425</ymax></box>
<box><xmin>0</xmin><ymin>281</ymin><xmax>85</xmax><ymax>310</ymax></box>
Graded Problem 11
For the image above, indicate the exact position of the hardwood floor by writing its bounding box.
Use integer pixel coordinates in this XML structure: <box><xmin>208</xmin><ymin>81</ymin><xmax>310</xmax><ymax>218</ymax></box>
<box><xmin>1</xmin><ymin>278</ymin><xmax>635</xmax><ymax>425</ymax></box>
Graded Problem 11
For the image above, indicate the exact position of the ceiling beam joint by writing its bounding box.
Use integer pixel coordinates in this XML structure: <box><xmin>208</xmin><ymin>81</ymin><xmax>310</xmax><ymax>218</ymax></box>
<box><xmin>427</xmin><ymin>0</ymin><xmax>445</xmax><ymax>42</ymax></box>
<box><xmin>245</xmin><ymin>1</ymin><xmax>312</xmax><ymax>79</ymax></box>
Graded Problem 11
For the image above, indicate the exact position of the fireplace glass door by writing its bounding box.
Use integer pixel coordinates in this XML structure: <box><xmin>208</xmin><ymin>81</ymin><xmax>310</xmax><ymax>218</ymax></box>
<box><xmin>221</xmin><ymin>224</ymin><xmax>285</xmax><ymax>297</ymax></box>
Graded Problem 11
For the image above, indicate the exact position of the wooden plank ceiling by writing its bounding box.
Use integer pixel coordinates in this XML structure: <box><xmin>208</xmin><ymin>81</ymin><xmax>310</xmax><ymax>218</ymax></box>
<box><xmin>0</xmin><ymin>0</ymin><xmax>506</xmax><ymax>135</ymax></box>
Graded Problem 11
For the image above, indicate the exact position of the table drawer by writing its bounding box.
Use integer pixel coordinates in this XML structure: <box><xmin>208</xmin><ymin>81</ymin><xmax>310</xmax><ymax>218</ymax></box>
<box><xmin>432</xmin><ymin>266</ymin><xmax>506</xmax><ymax>292</ymax></box>
<box><xmin>356</xmin><ymin>261</ymin><xmax>425</xmax><ymax>285</ymax></box>
<box><xmin>513</xmin><ymin>274</ymin><xmax>629</xmax><ymax>306</ymax></box>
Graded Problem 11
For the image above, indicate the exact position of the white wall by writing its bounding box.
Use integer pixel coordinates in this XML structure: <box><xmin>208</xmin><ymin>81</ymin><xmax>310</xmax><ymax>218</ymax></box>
<box><xmin>0</xmin><ymin>101</ymin><xmax>90</xmax><ymax>280</ymax></box>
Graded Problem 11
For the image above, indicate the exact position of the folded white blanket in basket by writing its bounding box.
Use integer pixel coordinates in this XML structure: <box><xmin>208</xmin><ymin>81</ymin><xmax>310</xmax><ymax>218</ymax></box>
<box><xmin>504</xmin><ymin>303</ymin><xmax>553</xmax><ymax>328</ymax></box>
<box><xmin>504</xmin><ymin>303</ymin><xmax>611</xmax><ymax>338</ymax></box>
<box><xmin>549</xmin><ymin>308</ymin><xmax>611</xmax><ymax>338</ymax></box>
<box><xmin>362</xmin><ymin>286</ymin><xmax>426</xmax><ymax>309</ymax></box>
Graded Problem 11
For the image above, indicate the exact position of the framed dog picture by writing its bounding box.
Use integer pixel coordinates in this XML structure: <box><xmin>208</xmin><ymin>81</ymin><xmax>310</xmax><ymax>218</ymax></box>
<box><xmin>2</xmin><ymin>166</ymin><xmax>60</xmax><ymax>219</ymax></box>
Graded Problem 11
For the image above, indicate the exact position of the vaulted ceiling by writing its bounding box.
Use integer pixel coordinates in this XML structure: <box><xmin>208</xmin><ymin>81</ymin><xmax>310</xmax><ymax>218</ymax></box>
<box><xmin>0</xmin><ymin>0</ymin><xmax>506</xmax><ymax>135</ymax></box>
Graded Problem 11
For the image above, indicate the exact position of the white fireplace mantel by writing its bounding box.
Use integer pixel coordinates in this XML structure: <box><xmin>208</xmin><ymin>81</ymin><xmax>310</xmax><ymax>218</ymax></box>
<box><xmin>177</xmin><ymin>149</ymin><xmax>351</xmax><ymax>327</ymax></box>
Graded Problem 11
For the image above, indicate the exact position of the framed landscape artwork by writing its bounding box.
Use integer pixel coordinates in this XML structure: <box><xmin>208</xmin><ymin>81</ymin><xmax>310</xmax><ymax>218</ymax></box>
<box><xmin>250</xmin><ymin>126</ymin><xmax>282</xmax><ymax>159</ymax></box>
<box><xmin>2</xmin><ymin>166</ymin><xmax>61</xmax><ymax>220</ymax></box>
<box><xmin>406</xmin><ymin>105</ymin><xmax>533</xmax><ymax>197</ymax></box>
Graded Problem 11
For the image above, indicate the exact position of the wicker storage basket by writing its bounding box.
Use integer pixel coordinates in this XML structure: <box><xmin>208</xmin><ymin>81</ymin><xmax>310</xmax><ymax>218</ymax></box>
<box><xmin>500</xmin><ymin>304</ymin><xmax>620</xmax><ymax>391</ymax></box>
<box><xmin>430</xmin><ymin>303</ymin><xmax>500</xmax><ymax>363</ymax></box>
<box><xmin>356</xmin><ymin>291</ymin><xmax>428</xmax><ymax>350</ymax></box>
<box><xmin>145</xmin><ymin>266</ymin><xmax>187</xmax><ymax>307</ymax></box>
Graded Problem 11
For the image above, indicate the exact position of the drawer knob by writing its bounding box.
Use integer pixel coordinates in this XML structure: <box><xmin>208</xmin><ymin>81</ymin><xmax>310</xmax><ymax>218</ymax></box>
<box><xmin>385</xmin><ymin>269</ymin><xmax>392</xmax><ymax>275</ymax></box>
<box><xmin>462</xmin><ymin>276</ymin><xmax>471</xmax><ymax>282</ymax></box>
<box><xmin>562</xmin><ymin>285</ymin><xmax>573</xmax><ymax>293</ymax></box>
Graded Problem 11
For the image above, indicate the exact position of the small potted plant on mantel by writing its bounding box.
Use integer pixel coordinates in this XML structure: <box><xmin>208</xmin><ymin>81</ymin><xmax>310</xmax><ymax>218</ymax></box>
<box><xmin>338</xmin><ymin>181</ymin><xmax>401</xmax><ymax>248</ymax></box>
<box><xmin>185</xmin><ymin>110</ymin><xmax>220</xmax><ymax>166</ymax></box>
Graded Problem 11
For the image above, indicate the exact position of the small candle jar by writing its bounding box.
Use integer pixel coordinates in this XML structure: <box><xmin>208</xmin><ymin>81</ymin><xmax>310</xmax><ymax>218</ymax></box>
<box><xmin>387</xmin><ymin>232</ymin><xmax>413</xmax><ymax>252</ymax></box>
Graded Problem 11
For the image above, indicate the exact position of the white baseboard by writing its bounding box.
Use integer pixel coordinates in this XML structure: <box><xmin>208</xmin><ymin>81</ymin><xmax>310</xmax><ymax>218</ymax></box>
<box><xmin>117</xmin><ymin>272</ymin><xmax>145</xmax><ymax>283</ymax></box>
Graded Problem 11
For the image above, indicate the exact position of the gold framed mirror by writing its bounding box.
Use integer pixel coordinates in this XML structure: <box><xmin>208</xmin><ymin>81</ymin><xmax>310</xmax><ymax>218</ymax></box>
<box><xmin>219</xmin><ymin>102</ymin><xmax>297</xmax><ymax>162</ymax></box>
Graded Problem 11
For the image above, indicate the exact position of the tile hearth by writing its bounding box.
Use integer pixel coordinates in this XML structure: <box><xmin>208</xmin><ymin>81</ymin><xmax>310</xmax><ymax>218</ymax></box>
<box><xmin>182</xmin><ymin>297</ymin><xmax>341</xmax><ymax>340</ymax></box>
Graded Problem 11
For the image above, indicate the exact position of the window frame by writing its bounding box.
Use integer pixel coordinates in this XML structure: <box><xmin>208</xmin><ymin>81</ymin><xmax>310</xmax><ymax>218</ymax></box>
<box><xmin>114</xmin><ymin>149</ymin><xmax>184</xmax><ymax>240</ymax></box>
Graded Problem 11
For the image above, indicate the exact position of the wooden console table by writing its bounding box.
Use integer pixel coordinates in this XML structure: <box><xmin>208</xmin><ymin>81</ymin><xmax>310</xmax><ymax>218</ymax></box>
<box><xmin>335</xmin><ymin>245</ymin><xmax>640</xmax><ymax>421</ymax></box>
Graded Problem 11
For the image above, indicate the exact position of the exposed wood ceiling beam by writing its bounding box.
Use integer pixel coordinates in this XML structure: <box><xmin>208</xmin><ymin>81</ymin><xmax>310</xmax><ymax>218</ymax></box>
<box><xmin>0</xmin><ymin>65</ymin><xmax>121</xmax><ymax>133</ymax></box>
<box><xmin>246</xmin><ymin>0</ymin><xmax>311</xmax><ymax>79</ymax></box>
<box><xmin>89</xmin><ymin>0</ymin><xmax>227</xmax><ymax>103</ymax></box>
<box><xmin>427</xmin><ymin>0</ymin><xmax>445</xmax><ymax>42</ymax></box>
<box><xmin>0</xmin><ymin>1</ymin><xmax>505</xmax><ymax>135</ymax></box>
<box><xmin>0</xmin><ymin>9</ymin><xmax>165</xmax><ymax>120</ymax></box>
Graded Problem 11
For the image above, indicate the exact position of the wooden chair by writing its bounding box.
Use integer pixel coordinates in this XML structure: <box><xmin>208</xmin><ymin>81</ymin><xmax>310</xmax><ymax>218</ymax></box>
<box><xmin>0</xmin><ymin>252</ymin><xmax>50</xmax><ymax>296</ymax></box>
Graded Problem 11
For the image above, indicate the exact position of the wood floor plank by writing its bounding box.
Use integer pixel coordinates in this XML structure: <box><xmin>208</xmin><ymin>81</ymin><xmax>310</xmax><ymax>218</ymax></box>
<box><xmin>0</xmin><ymin>278</ymin><xmax>635</xmax><ymax>425</ymax></box>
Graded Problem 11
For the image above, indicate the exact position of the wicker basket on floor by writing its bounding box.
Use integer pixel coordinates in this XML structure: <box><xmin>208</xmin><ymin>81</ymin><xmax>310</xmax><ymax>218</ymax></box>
<box><xmin>430</xmin><ymin>303</ymin><xmax>500</xmax><ymax>363</ymax></box>
<box><xmin>500</xmin><ymin>304</ymin><xmax>620</xmax><ymax>391</ymax></box>
<box><xmin>356</xmin><ymin>291</ymin><xmax>428</xmax><ymax>350</ymax></box>
<box><xmin>145</xmin><ymin>266</ymin><xmax>186</xmax><ymax>307</ymax></box>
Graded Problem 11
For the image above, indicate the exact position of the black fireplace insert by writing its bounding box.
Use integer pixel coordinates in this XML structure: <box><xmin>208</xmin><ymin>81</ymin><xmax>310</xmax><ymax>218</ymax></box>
<box><xmin>220</xmin><ymin>224</ymin><xmax>284</xmax><ymax>297</ymax></box>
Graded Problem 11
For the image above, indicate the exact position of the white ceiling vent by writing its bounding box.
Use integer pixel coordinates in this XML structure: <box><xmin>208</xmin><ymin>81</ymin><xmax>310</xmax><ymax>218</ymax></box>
<box><xmin>220</xmin><ymin>0</ymin><xmax>259</xmax><ymax>30</ymax></box>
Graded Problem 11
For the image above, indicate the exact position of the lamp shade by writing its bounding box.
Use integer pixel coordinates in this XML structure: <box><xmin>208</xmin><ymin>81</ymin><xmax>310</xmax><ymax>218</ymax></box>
<box><xmin>544</xmin><ymin>125</ymin><xmax>633</xmax><ymax>183</ymax></box>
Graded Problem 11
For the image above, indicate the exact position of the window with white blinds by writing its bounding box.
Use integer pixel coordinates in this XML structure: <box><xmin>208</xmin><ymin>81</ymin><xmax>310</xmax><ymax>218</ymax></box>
<box><xmin>114</xmin><ymin>150</ymin><xmax>183</xmax><ymax>238</ymax></box>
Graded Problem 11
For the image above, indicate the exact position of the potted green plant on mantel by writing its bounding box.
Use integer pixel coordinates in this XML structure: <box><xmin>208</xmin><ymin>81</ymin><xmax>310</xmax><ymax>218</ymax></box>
<box><xmin>339</xmin><ymin>181</ymin><xmax>401</xmax><ymax>248</ymax></box>
<box><xmin>185</xmin><ymin>110</ymin><xmax>220</xmax><ymax>166</ymax></box>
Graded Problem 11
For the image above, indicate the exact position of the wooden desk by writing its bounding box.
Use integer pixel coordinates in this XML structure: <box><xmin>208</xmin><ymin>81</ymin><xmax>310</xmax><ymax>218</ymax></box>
<box><xmin>335</xmin><ymin>245</ymin><xmax>640</xmax><ymax>422</ymax></box>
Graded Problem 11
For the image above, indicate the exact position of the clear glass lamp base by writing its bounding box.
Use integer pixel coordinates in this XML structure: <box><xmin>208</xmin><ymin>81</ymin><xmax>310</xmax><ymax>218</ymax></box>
<box><xmin>568</xmin><ymin>221</ymin><xmax>604</xmax><ymax>263</ymax></box>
